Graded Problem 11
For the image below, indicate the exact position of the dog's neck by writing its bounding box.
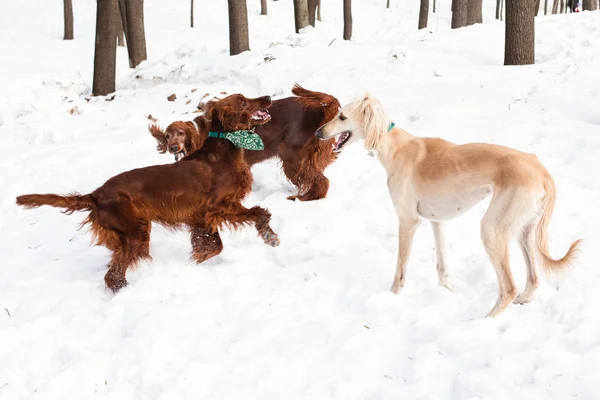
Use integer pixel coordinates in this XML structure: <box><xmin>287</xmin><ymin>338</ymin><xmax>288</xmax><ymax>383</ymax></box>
<box><xmin>375</xmin><ymin>127</ymin><xmax>416</xmax><ymax>172</ymax></box>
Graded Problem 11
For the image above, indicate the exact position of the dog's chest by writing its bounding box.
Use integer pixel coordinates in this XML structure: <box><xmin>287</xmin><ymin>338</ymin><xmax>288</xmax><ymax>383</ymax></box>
<box><xmin>416</xmin><ymin>185</ymin><xmax>492</xmax><ymax>221</ymax></box>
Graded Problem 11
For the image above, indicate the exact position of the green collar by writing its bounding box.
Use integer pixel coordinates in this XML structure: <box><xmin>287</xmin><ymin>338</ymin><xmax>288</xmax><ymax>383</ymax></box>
<box><xmin>388</xmin><ymin>122</ymin><xmax>395</xmax><ymax>132</ymax></box>
<box><xmin>208</xmin><ymin>128</ymin><xmax>264</xmax><ymax>151</ymax></box>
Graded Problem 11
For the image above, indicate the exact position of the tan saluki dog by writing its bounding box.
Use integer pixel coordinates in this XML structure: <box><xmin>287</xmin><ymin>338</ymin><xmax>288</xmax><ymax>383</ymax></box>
<box><xmin>315</xmin><ymin>95</ymin><xmax>581</xmax><ymax>317</ymax></box>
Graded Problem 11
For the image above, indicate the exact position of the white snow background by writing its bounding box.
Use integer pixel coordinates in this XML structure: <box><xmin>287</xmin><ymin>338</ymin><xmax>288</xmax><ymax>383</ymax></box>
<box><xmin>1</xmin><ymin>0</ymin><xmax>599</xmax><ymax>398</ymax></box>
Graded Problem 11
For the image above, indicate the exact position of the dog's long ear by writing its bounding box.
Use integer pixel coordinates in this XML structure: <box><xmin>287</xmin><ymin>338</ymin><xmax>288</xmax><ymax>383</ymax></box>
<box><xmin>148</xmin><ymin>123</ymin><xmax>168</xmax><ymax>154</ymax></box>
<box><xmin>184</xmin><ymin>118</ymin><xmax>208</xmax><ymax>154</ymax></box>
<box><xmin>217</xmin><ymin>105</ymin><xmax>251</xmax><ymax>131</ymax></box>
<box><xmin>198</xmin><ymin>99</ymin><xmax>218</xmax><ymax>118</ymax></box>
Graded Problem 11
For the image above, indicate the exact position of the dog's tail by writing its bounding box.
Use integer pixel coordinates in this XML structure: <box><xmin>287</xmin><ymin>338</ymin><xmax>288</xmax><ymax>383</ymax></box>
<box><xmin>16</xmin><ymin>193</ymin><xmax>94</xmax><ymax>215</ymax></box>
<box><xmin>292</xmin><ymin>83</ymin><xmax>330</xmax><ymax>100</ymax></box>
<box><xmin>535</xmin><ymin>177</ymin><xmax>582</xmax><ymax>274</ymax></box>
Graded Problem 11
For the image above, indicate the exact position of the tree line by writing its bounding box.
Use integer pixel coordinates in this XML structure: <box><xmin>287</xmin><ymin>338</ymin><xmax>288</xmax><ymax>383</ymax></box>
<box><xmin>59</xmin><ymin>0</ymin><xmax>599</xmax><ymax>97</ymax></box>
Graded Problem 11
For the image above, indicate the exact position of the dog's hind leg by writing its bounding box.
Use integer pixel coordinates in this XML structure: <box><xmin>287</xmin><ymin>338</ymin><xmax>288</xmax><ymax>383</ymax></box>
<box><xmin>190</xmin><ymin>223</ymin><xmax>223</xmax><ymax>264</ymax></box>
<box><xmin>104</xmin><ymin>230</ymin><xmax>150</xmax><ymax>293</ymax></box>
<box><xmin>390</xmin><ymin>218</ymin><xmax>420</xmax><ymax>294</ymax></box>
<box><xmin>431</xmin><ymin>221</ymin><xmax>455</xmax><ymax>292</ymax></box>
<box><xmin>514</xmin><ymin>220</ymin><xmax>540</xmax><ymax>304</ymax></box>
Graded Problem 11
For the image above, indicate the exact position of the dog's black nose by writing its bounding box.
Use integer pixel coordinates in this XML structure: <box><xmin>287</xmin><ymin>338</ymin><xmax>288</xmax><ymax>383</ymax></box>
<box><xmin>260</xmin><ymin>95</ymin><xmax>272</xmax><ymax>107</ymax></box>
<box><xmin>315</xmin><ymin>128</ymin><xmax>324</xmax><ymax>139</ymax></box>
<box><xmin>169</xmin><ymin>145</ymin><xmax>179</xmax><ymax>153</ymax></box>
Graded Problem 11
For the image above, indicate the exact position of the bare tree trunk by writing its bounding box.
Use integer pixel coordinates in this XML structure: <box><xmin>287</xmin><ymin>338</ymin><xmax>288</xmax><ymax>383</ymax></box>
<box><xmin>228</xmin><ymin>0</ymin><xmax>250</xmax><ymax>55</ymax></box>
<box><xmin>308</xmin><ymin>0</ymin><xmax>318</xmax><ymax>25</ymax></box>
<box><xmin>545</xmin><ymin>0</ymin><xmax>548</xmax><ymax>13</ymax></box>
<box><xmin>535</xmin><ymin>0</ymin><xmax>541</xmax><ymax>14</ymax></box>
<box><xmin>433</xmin><ymin>0</ymin><xmax>437</xmax><ymax>12</ymax></box>
<box><xmin>317</xmin><ymin>0</ymin><xmax>322</xmax><ymax>20</ymax></box>
<box><xmin>343</xmin><ymin>0</ymin><xmax>352</xmax><ymax>40</ymax></box>
<box><xmin>560</xmin><ymin>0</ymin><xmax>565</xmax><ymax>12</ymax></box>
<box><xmin>500</xmin><ymin>0</ymin><xmax>504</xmax><ymax>19</ymax></box>
<box><xmin>583</xmin><ymin>0</ymin><xmax>598</xmax><ymax>9</ymax></box>
<box><xmin>419</xmin><ymin>0</ymin><xmax>429</xmax><ymax>29</ymax></box>
<box><xmin>93</xmin><ymin>0</ymin><xmax>117</xmax><ymax>96</ymax></box>
<box><xmin>119</xmin><ymin>0</ymin><xmax>147</xmax><ymax>68</ymax></box>
<box><xmin>467</xmin><ymin>0</ymin><xmax>483</xmax><ymax>24</ymax></box>
<box><xmin>261</xmin><ymin>0</ymin><xmax>267</xmax><ymax>15</ymax></box>
<box><xmin>115</xmin><ymin>4</ymin><xmax>125</xmax><ymax>46</ymax></box>
<box><xmin>294</xmin><ymin>0</ymin><xmax>309</xmax><ymax>33</ymax></box>
<box><xmin>552</xmin><ymin>0</ymin><xmax>558</xmax><ymax>13</ymax></box>
<box><xmin>496</xmin><ymin>0</ymin><xmax>502</xmax><ymax>18</ymax></box>
<box><xmin>452</xmin><ymin>0</ymin><xmax>468</xmax><ymax>28</ymax></box>
<box><xmin>191</xmin><ymin>0</ymin><xmax>195</xmax><ymax>26</ymax></box>
<box><xmin>387</xmin><ymin>0</ymin><xmax>391</xmax><ymax>8</ymax></box>
<box><xmin>63</xmin><ymin>0</ymin><xmax>74</xmax><ymax>40</ymax></box>
<box><xmin>504</xmin><ymin>0</ymin><xmax>535</xmax><ymax>66</ymax></box>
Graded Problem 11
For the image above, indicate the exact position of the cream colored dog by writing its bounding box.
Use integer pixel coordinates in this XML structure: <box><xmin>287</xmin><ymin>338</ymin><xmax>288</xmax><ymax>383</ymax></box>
<box><xmin>315</xmin><ymin>95</ymin><xmax>581</xmax><ymax>317</ymax></box>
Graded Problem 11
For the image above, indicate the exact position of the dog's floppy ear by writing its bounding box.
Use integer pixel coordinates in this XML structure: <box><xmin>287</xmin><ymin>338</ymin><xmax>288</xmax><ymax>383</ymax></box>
<box><xmin>217</xmin><ymin>105</ymin><xmax>251</xmax><ymax>130</ymax></box>
<box><xmin>148</xmin><ymin>123</ymin><xmax>168</xmax><ymax>154</ymax></box>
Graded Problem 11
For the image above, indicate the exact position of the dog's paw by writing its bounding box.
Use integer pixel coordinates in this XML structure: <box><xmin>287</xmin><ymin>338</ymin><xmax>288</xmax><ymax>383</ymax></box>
<box><xmin>262</xmin><ymin>231</ymin><xmax>280</xmax><ymax>247</ymax></box>
<box><xmin>286</xmin><ymin>194</ymin><xmax>298</xmax><ymax>201</ymax></box>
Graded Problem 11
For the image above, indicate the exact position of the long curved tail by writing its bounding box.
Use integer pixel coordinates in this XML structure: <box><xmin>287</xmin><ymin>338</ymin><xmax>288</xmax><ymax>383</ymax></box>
<box><xmin>16</xmin><ymin>193</ymin><xmax>94</xmax><ymax>215</ymax></box>
<box><xmin>536</xmin><ymin>177</ymin><xmax>582</xmax><ymax>273</ymax></box>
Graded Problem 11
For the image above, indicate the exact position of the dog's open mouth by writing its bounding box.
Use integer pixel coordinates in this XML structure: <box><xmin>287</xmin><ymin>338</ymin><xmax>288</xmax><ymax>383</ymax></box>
<box><xmin>251</xmin><ymin>109</ymin><xmax>271</xmax><ymax>123</ymax></box>
<box><xmin>333</xmin><ymin>131</ymin><xmax>352</xmax><ymax>153</ymax></box>
<box><xmin>174</xmin><ymin>151</ymin><xmax>185</xmax><ymax>161</ymax></box>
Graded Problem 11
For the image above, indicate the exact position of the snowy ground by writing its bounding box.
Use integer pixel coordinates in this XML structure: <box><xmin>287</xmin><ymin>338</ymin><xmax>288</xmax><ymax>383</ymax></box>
<box><xmin>1</xmin><ymin>0</ymin><xmax>600</xmax><ymax>398</ymax></box>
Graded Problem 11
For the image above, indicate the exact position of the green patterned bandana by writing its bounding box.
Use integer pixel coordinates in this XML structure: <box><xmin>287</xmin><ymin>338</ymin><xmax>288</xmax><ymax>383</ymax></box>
<box><xmin>208</xmin><ymin>129</ymin><xmax>264</xmax><ymax>151</ymax></box>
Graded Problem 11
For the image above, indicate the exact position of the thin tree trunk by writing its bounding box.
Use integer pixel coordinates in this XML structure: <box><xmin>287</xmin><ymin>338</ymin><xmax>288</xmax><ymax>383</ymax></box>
<box><xmin>93</xmin><ymin>0</ymin><xmax>117</xmax><ymax>96</ymax></box>
<box><xmin>433</xmin><ymin>0</ymin><xmax>437</xmax><ymax>12</ymax></box>
<box><xmin>261</xmin><ymin>0</ymin><xmax>267</xmax><ymax>15</ymax></box>
<box><xmin>387</xmin><ymin>0</ymin><xmax>391</xmax><ymax>8</ymax></box>
<box><xmin>504</xmin><ymin>0</ymin><xmax>535</xmax><ymax>66</ymax></box>
<box><xmin>500</xmin><ymin>0</ymin><xmax>504</xmax><ymax>20</ymax></box>
<box><xmin>452</xmin><ymin>0</ymin><xmax>468</xmax><ymax>28</ymax></box>
<box><xmin>560</xmin><ymin>0</ymin><xmax>565</xmax><ymax>12</ymax></box>
<box><xmin>535</xmin><ymin>0</ymin><xmax>541</xmax><ymax>14</ymax></box>
<box><xmin>119</xmin><ymin>0</ymin><xmax>147</xmax><ymax>68</ymax></box>
<box><xmin>64</xmin><ymin>0</ymin><xmax>74</xmax><ymax>40</ymax></box>
<box><xmin>308</xmin><ymin>0</ymin><xmax>318</xmax><ymax>26</ymax></box>
<box><xmin>343</xmin><ymin>0</ymin><xmax>352</xmax><ymax>40</ymax></box>
<box><xmin>544</xmin><ymin>0</ymin><xmax>548</xmax><ymax>13</ymax></box>
<box><xmin>317</xmin><ymin>0</ymin><xmax>322</xmax><ymax>20</ymax></box>
<box><xmin>419</xmin><ymin>0</ymin><xmax>429</xmax><ymax>29</ymax></box>
<box><xmin>191</xmin><ymin>0</ymin><xmax>195</xmax><ymax>26</ymax></box>
<box><xmin>583</xmin><ymin>0</ymin><xmax>598</xmax><ymax>9</ymax></box>
<box><xmin>496</xmin><ymin>0</ymin><xmax>502</xmax><ymax>18</ymax></box>
<box><xmin>115</xmin><ymin>5</ymin><xmax>125</xmax><ymax>46</ymax></box>
<box><xmin>552</xmin><ymin>0</ymin><xmax>559</xmax><ymax>13</ymax></box>
<box><xmin>467</xmin><ymin>0</ymin><xmax>483</xmax><ymax>24</ymax></box>
<box><xmin>294</xmin><ymin>0</ymin><xmax>309</xmax><ymax>33</ymax></box>
<box><xmin>228</xmin><ymin>0</ymin><xmax>250</xmax><ymax>55</ymax></box>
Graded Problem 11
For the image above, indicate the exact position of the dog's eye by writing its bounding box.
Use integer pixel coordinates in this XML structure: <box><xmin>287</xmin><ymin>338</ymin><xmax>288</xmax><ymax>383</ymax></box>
<box><xmin>177</xmin><ymin>131</ymin><xmax>184</xmax><ymax>136</ymax></box>
<box><xmin>241</xmin><ymin>100</ymin><xmax>247</xmax><ymax>107</ymax></box>
<box><xmin>340</xmin><ymin>114</ymin><xmax>347</xmax><ymax>121</ymax></box>
<box><xmin>165</xmin><ymin>134</ymin><xmax>171</xmax><ymax>139</ymax></box>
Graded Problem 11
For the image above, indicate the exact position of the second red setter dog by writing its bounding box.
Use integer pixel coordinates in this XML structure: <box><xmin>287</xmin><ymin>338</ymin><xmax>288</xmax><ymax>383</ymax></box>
<box><xmin>150</xmin><ymin>84</ymin><xmax>341</xmax><ymax>201</ymax></box>
<box><xmin>17</xmin><ymin>94</ymin><xmax>278</xmax><ymax>292</ymax></box>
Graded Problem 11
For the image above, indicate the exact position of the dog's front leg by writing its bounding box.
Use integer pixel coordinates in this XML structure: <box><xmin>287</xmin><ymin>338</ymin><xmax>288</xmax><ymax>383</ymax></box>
<box><xmin>390</xmin><ymin>217</ymin><xmax>420</xmax><ymax>294</ymax></box>
<box><xmin>431</xmin><ymin>221</ymin><xmax>455</xmax><ymax>292</ymax></box>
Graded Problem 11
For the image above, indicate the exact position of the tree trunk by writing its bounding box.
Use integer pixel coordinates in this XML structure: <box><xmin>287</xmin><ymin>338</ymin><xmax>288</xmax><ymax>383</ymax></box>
<box><xmin>115</xmin><ymin>4</ymin><xmax>125</xmax><ymax>46</ymax></box>
<box><xmin>261</xmin><ymin>0</ymin><xmax>267</xmax><ymax>15</ymax></box>
<box><xmin>308</xmin><ymin>0</ymin><xmax>318</xmax><ymax>26</ymax></box>
<box><xmin>467</xmin><ymin>0</ymin><xmax>483</xmax><ymax>24</ymax></box>
<box><xmin>343</xmin><ymin>0</ymin><xmax>352</xmax><ymax>40</ymax></box>
<box><xmin>63</xmin><ymin>0</ymin><xmax>74</xmax><ymax>40</ymax></box>
<box><xmin>583</xmin><ymin>0</ymin><xmax>598</xmax><ymax>9</ymax></box>
<box><xmin>496</xmin><ymin>0</ymin><xmax>502</xmax><ymax>18</ymax></box>
<box><xmin>228</xmin><ymin>0</ymin><xmax>250</xmax><ymax>55</ymax></box>
<box><xmin>387</xmin><ymin>0</ymin><xmax>391</xmax><ymax>8</ymax></box>
<box><xmin>418</xmin><ymin>0</ymin><xmax>429</xmax><ymax>29</ymax></box>
<box><xmin>500</xmin><ymin>0</ymin><xmax>504</xmax><ymax>20</ymax></box>
<box><xmin>119</xmin><ymin>0</ymin><xmax>147</xmax><ymax>68</ymax></box>
<box><xmin>535</xmin><ymin>0</ymin><xmax>541</xmax><ymax>14</ymax></box>
<box><xmin>93</xmin><ymin>0</ymin><xmax>117</xmax><ymax>96</ymax></box>
<box><xmin>317</xmin><ymin>0</ymin><xmax>322</xmax><ymax>20</ymax></box>
<box><xmin>294</xmin><ymin>0</ymin><xmax>309</xmax><ymax>33</ymax></box>
<box><xmin>191</xmin><ymin>0</ymin><xmax>195</xmax><ymax>26</ymax></box>
<box><xmin>560</xmin><ymin>0</ymin><xmax>565</xmax><ymax>11</ymax></box>
<box><xmin>552</xmin><ymin>0</ymin><xmax>558</xmax><ymax>13</ymax></box>
<box><xmin>544</xmin><ymin>0</ymin><xmax>548</xmax><ymax>13</ymax></box>
<box><xmin>452</xmin><ymin>0</ymin><xmax>468</xmax><ymax>28</ymax></box>
<box><xmin>433</xmin><ymin>0</ymin><xmax>437</xmax><ymax>12</ymax></box>
<box><xmin>504</xmin><ymin>0</ymin><xmax>535</xmax><ymax>66</ymax></box>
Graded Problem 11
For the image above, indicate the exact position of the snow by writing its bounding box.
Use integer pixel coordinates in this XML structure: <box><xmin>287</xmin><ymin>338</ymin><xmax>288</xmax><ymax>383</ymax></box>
<box><xmin>1</xmin><ymin>0</ymin><xmax>599</xmax><ymax>398</ymax></box>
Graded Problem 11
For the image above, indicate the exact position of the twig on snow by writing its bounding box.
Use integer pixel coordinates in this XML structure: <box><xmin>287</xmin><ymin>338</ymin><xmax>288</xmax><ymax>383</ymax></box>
<box><xmin>4</xmin><ymin>308</ymin><xmax>10</xmax><ymax>317</ymax></box>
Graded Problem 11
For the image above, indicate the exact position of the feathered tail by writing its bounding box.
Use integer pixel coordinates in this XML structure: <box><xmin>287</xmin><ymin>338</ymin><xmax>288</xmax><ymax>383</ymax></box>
<box><xmin>16</xmin><ymin>193</ymin><xmax>94</xmax><ymax>215</ymax></box>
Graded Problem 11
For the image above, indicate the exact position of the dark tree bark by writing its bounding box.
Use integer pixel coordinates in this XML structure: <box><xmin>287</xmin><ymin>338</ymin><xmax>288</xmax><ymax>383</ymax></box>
<box><xmin>308</xmin><ymin>0</ymin><xmax>318</xmax><ymax>26</ymax></box>
<box><xmin>504</xmin><ymin>0</ymin><xmax>535</xmax><ymax>66</ymax></box>
<box><xmin>535</xmin><ymin>0</ymin><xmax>541</xmax><ymax>14</ymax></box>
<box><xmin>317</xmin><ymin>0</ymin><xmax>322</xmax><ymax>20</ymax></box>
<box><xmin>452</xmin><ymin>0</ymin><xmax>468</xmax><ymax>28</ymax></box>
<box><xmin>343</xmin><ymin>0</ymin><xmax>352</xmax><ymax>40</ymax></box>
<box><xmin>63</xmin><ymin>0</ymin><xmax>74</xmax><ymax>40</ymax></box>
<box><xmin>496</xmin><ymin>0</ymin><xmax>502</xmax><ymax>18</ymax></box>
<box><xmin>467</xmin><ymin>0</ymin><xmax>483</xmax><ymax>24</ymax></box>
<box><xmin>387</xmin><ymin>0</ymin><xmax>391</xmax><ymax>7</ymax></box>
<box><xmin>560</xmin><ymin>0</ymin><xmax>565</xmax><ymax>12</ymax></box>
<box><xmin>228</xmin><ymin>0</ymin><xmax>250</xmax><ymax>55</ymax></box>
<box><xmin>261</xmin><ymin>0</ymin><xmax>267</xmax><ymax>15</ymax></box>
<box><xmin>93</xmin><ymin>0</ymin><xmax>117</xmax><ymax>96</ymax></box>
<box><xmin>191</xmin><ymin>0</ymin><xmax>195</xmax><ymax>26</ymax></box>
<box><xmin>544</xmin><ymin>0</ymin><xmax>548</xmax><ymax>13</ymax></box>
<box><xmin>119</xmin><ymin>0</ymin><xmax>147</xmax><ymax>68</ymax></box>
<box><xmin>433</xmin><ymin>0</ymin><xmax>437</xmax><ymax>12</ymax></box>
<box><xmin>552</xmin><ymin>0</ymin><xmax>558</xmax><ymax>13</ymax></box>
<box><xmin>115</xmin><ymin>4</ymin><xmax>125</xmax><ymax>46</ymax></box>
<box><xmin>418</xmin><ymin>0</ymin><xmax>429</xmax><ymax>29</ymax></box>
<box><xmin>583</xmin><ymin>0</ymin><xmax>598</xmax><ymax>9</ymax></box>
<box><xmin>294</xmin><ymin>0</ymin><xmax>309</xmax><ymax>33</ymax></box>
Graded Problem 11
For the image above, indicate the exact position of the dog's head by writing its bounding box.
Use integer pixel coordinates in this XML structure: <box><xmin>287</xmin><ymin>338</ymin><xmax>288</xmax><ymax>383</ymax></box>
<box><xmin>204</xmin><ymin>94</ymin><xmax>272</xmax><ymax>132</ymax></box>
<box><xmin>149</xmin><ymin>117</ymin><xmax>208</xmax><ymax>161</ymax></box>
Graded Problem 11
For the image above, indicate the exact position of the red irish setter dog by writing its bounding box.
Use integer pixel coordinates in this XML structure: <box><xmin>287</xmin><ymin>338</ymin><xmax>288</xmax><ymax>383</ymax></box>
<box><xmin>149</xmin><ymin>84</ymin><xmax>340</xmax><ymax>201</ymax></box>
<box><xmin>16</xmin><ymin>94</ymin><xmax>278</xmax><ymax>292</ymax></box>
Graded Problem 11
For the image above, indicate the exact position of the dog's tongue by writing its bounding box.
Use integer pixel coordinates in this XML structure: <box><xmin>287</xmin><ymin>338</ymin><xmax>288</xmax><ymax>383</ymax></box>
<box><xmin>333</xmin><ymin>132</ymin><xmax>348</xmax><ymax>152</ymax></box>
<box><xmin>252</xmin><ymin>110</ymin><xmax>269</xmax><ymax>120</ymax></box>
